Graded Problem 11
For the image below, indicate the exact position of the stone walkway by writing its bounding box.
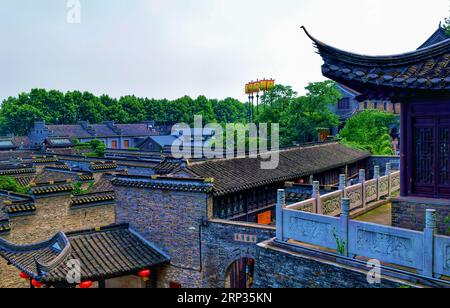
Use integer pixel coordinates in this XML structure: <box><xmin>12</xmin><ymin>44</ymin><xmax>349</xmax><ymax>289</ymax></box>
<box><xmin>354</xmin><ymin>203</ymin><xmax>392</xmax><ymax>226</ymax></box>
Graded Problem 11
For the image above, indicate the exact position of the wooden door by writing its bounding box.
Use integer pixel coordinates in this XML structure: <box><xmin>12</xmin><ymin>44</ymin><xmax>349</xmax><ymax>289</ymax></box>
<box><xmin>413</xmin><ymin>116</ymin><xmax>450</xmax><ymax>198</ymax></box>
<box><xmin>413</xmin><ymin>117</ymin><xmax>436</xmax><ymax>196</ymax></box>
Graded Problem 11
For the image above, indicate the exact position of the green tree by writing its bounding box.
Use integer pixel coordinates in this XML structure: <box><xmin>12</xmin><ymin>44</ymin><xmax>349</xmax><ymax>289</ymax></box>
<box><xmin>0</xmin><ymin>176</ymin><xmax>29</xmax><ymax>194</ymax></box>
<box><xmin>213</xmin><ymin>98</ymin><xmax>248</xmax><ymax>123</ymax></box>
<box><xmin>443</xmin><ymin>13</ymin><xmax>450</xmax><ymax>36</ymax></box>
<box><xmin>0</xmin><ymin>88</ymin><xmax>249</xmax><ymax>134</ymax></box>
<box><xmin>339</xmin><ymin>110</ymin><xmax>399</xmax><ymax>155</ymax></box>
<box><xmin>0</xmin><ymin>104</ymin><xmax>45</xmax><ymax>135</ymax></box>
<box><xmin>257</xmin><ymin>81</ymin><xmax>340</xmax><ymax>146</ymax></box>
<box><xmin>89</xmin><ymin>139</ymin><xmax>106</xmax><ymax>157</ymax></box>
<box><xmin>285</xmin><ymin>81</ymin><xmax>340</xmax><ymax>144</ymax></box>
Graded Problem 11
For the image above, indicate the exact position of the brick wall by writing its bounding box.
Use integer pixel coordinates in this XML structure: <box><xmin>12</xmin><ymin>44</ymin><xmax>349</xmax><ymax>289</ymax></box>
<box><xmin>254</xmin><ymin>242</ymin><xmax>404</xmax><ymax>288</ymax></box>
<box><xmin>201</xmin><ymin>220</ymin><xmax>275</xmax><ymax>288</ymax></box>
<box><xmin>114</xmin><ymin>185</ymin><xmax>211</xmax><ymax>288</ymax></box>
<box><xmin>0</xmin><ymin>195</ymin><xmax>115</xmax><ymax>288</ymax></box>
<box><xmin>113</xmin><ymin>181</ymin><xmax>279</xmax><ymax>288</ymax></box>
<box><xmin>366</xmin><ymin>156</ymin><xmax>400</xmax><ymax>178</ymax></box>
<box><xmin>392</xmin><ymin>197</ymin><xmax>450</xmax><ymax>235</ymax></box>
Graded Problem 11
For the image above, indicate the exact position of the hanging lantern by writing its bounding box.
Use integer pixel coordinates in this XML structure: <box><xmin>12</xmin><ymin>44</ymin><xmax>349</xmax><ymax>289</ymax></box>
<box><xmin>31</xmin><ymin>279</ymin><xmax>44</xmax><ymax>288</ymax></box>
<box><xmin>252</xmin><ymin>81</ymin><xmax>261</xmax><ymax>93</ymax></box>
<box><xmin>259</xmin><ymin>79</ymin><xmax>268</xmax><ymax>92</ymax></box>
<box><xmin>79</xmin><ymin>280</ymin><xmax>93</xmax><ymax>289</ymax></box>
<box><xmin>138</xmin><ymin>269</ymin><xmax>151</xmax><ymax>282</ymax></box>
<box><xmin>245</xmin><ymin>83</ymin><xmax>251</xmax><ymax>95</ymax></box>
<box><xmin>19</xmin><ymin>272</ymin><xmax>30</xmax><ymax>280</ymax></box>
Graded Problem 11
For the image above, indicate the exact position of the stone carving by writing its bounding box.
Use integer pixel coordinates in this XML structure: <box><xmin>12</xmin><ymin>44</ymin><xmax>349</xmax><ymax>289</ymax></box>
<box><xmin>446</xmin><ymin>246</ymin><xmax>450</xmax><ymax>270</ymax></box>
<box><xmin>391</xmin><ymin>173</ymin><xmax>401</xmax><ymax>192</ymax></box>
<box><xmin>365</xmin><ymin>181</ymin><xmax>378</xmax><ymax>202</ymax></box>
<box><xmin>356</xmin><ymin>229</ymin><xmax>413</xmax><ymax>264</ymax></box>
<box><xmin>379</xmin><ymin>177</ymin><xmax>389</xmax><ymax>196</ymax></box>
<box><xmin>346</xmin><ymin>186</ymin><xmax>362</xmax><ymax>209</ymax></box>
<box><xmin>299</xmin><ymin>203</ymin><xmax>314</xmax><ymax>213</ymax></box>
<box><xmin>288</xmin><ymin>217</ymin><xmax>332</xmax><ymax>245</ymax></box>
<box><xmin>322</xmin><ymin>196</ymin><xmax>341</xmax><ymax>215</ymax></box>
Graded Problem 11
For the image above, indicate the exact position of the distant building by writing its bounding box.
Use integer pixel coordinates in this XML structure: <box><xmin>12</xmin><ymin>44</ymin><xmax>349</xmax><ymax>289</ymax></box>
<box><xmin>28</xmin><ymin>120</ymin><xmax>167</xmax><ymax>150</ymax></box>
<box><xmin>330</xmin><ymin>84</ymin><xmax>400</xmax><ymax>135</ymax></box>
<box><xmin>137</xmin><ymin>128</ymin><xmax>216</xmax><ymax>153</ymax></box>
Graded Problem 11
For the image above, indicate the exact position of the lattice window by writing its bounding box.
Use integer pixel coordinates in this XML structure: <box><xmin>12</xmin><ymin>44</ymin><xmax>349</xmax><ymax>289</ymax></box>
<box><xmin>439</xmin><ymin>127</ymin><xmax>449</xmax><ymax>185</ymax></box>
<box><xmin>338</xmin><ymin>98</ymin><xmax>350</xmax><ymax>110</ymax></box>
<box><xmin>415</xmin><ymin>128</ymin><xmax>434</xmax><ymax>185</ymax></box>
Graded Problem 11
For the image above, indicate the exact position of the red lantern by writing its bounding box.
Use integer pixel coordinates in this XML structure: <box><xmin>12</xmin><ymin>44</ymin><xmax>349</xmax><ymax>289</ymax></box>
<box><xmin>31</xmin><ymin>279</ymin><xmax>44</xmax><ymax>288</ymax></box>
<box><xmin>79</xmin><ymin>280</ymin><xmax>93</xmax><ymax>289</ymax></box>
<box><xmin>19</xmin><ymin>272</ymin><xmax>30</xmax><ymax>280</ymax></box>
<box><xmin>138</xmin><ymin>269</ymin><xmax>151</xmax><ymax>281</ymax></box>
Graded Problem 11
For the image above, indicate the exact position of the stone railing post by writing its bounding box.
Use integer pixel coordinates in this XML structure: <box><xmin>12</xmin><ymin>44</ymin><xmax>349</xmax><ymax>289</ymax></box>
<box><xmin>359</xmin><ymin>169</ymin><xmax>366</xmax><ymax>208</ymax></box>
<box><xmin>373</xmin><ymin>165</ymin><xmax>380</xmax><ymax>179</ymax></box>
<box><xmin>423</xmin><ymin>209</ymin><xmax>437</xmax><ymax>278</ymax></box>
<box><xmin>276</xmin><ymin>189</ymin><xmax>286</xmax><ymax>242</ymax></box>
<box><xmin>386</xmin><ymin>162</ymin><xmax>392</xmax><ymax>195</ymax></box>
<box><xmin>340</xmin><ymin>198</ymin><xmax>350</xmax><ymax>257</ymax></box>
<box><xmin>312</xmin><ymin>181</ymin><xmax>321</xmax><ymax>214</ymax></box>
<box><xmin>374</xmin><ymin>165</ymin><xmax>380</xmax><ymax>201</ymax></box>
<box><xmin>385</xmin><ymin>162</ymin><xmax>392</xmax><ymax>176</ymax></box>
<box><xmin>338</xmin><ymin>174</ymin><xmax>346</xmax><ymax>195</ymax></box>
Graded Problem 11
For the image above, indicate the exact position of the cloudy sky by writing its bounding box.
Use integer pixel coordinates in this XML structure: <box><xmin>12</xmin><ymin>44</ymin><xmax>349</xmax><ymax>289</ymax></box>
<box><xmin>0</xmin><ymin>0</ymin><xmax>449</xmax><ymax>101</ymax></box>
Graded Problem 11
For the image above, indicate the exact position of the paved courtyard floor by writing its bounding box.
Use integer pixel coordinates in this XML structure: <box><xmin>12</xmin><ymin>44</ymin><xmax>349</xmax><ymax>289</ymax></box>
<box><xmin>354</xmin><ymin>203</ymin><xmax>392</xmax><ymax>226</ymax></box>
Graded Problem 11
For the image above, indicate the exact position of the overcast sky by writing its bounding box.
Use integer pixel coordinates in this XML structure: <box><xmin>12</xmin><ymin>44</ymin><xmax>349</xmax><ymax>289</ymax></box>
<box><xmin>1</xmin><ymin>0</ymin><xmax>449</xmax><ymax>101</ymax></box>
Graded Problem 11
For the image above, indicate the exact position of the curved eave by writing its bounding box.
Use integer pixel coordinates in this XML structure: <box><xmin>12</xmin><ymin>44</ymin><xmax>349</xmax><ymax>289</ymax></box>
<box><xmin>0</xmin><ymin>232</ymin><xmax>71</xmax><ymax>279</ymax></box>
<box><xmin>301</xmin><ymin>26</ymin><xmax>450</xmax><ymax>67</ymax></box>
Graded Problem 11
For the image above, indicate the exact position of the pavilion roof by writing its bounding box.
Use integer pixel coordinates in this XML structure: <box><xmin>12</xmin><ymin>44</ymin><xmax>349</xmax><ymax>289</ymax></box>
<box><xmin>302</xmin><ymin>27</ymin><xmax>450</xmax><ymax>97</ymax></box>
<box><xmin>0</xmin><ymin>224</ymin><xmax>169</xmax><ymax>284</ymax></box>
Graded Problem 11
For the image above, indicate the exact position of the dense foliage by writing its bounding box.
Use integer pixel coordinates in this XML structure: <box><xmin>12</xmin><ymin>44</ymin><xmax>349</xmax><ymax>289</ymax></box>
<box><xmin>0</xmin><ymin>176</ymin><xmax>29</xmax><ymax>195</ymax></box>
<box><xmin>0</xmin><ymin>82</ymin><xmax>341</xmax><ymax>148</ymax></box>
<box><xmin>0</xmin><ymin>89</ymin><xmax>248</xmax><ymax>136</ymax></box>
<box><xmin>444</xmin><ymin>15</ymin><xmax>450</xmax><ymax>36</ymax></box>
<box><xmin>257</xmin><ymin>81</ymin><xmax>340</xmax><ymax>146</ymax></box>
<box><xmin>73</xmin><ymin>139</ymin><xmax>107</xmax><ymax>158</ymax></box>
<box><xmin>338</xmin><ymin>110</ymin><xmax>399</xmax><ymax>155</ymax></box>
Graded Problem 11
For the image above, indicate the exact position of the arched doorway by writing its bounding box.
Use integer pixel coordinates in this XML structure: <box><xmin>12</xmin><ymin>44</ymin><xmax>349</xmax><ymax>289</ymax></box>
<box><xmin>225</xmin><ymin>258</ymin><xmax>255</xmax><ymax>289</ymax></box>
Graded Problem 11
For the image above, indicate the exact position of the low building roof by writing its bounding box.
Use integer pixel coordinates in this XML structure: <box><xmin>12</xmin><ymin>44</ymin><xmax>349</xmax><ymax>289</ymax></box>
<box><xmin>0</xmin><ymin>140</ymin><xmax>17</xmax><ymax>150</ymax></box>
<box><xmin>45</xmin><ymin>139</ymin><xmax>73</xmax><ymax>148</ymax></box>
<box><xmin>47</xmin><ymin>125</ymin><xmax>92</xmax><ymax>139</ymax></box>
<box><xmin>46</xmin><ymin>122</ymin><xmax>159</xmax><ymax>139</ymax></box>
<box><xmin>186</xmin><ymin>142</ymin><xmax>369</xmax><ymax>196</ymax></box>
<box><xmin>0</xmin><ymin>224</ymin><xmax>169</xmax><ymax>284</ymax></box>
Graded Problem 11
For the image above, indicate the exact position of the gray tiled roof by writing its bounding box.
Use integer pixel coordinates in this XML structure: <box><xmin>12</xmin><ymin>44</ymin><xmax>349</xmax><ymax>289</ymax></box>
<box><xmin>303</xmin><ymin>26</ymin><xmax>450</xmax><ymax>92</ymax></box>
<box><xmin>0</xmin><ymin>224</ymin><xmax>169</xmax><ymax>283</ymax></box>
<box><xmin>46</xmin><ymin>122</ymin><xmax>159</xmax><ymax>139</ymax></box>
<box><xmin>187</xmin><ymin>142</ymin><xmax>370</xmax><ymax>196</ymax></box>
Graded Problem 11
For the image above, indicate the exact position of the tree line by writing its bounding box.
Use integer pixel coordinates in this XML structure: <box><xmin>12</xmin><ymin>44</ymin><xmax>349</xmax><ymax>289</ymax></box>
<box><xmin>0</xmin><ymin>89</ymin><xmax>248</xmax><ymax>136</ymax></box>
<box><xmin>0</xmin><ymin>82</ymin><xmax>398</xmax><ymax>152</ymax></box>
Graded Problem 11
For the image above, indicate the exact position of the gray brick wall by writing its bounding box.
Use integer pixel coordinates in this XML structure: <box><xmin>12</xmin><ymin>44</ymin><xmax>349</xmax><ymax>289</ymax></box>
<box><xmin>254</xmin><ymin>243</ymin><xmax>403</xmax><ymax>288</ymax></box>
<box><xmin>392</xmin><ymin>198</ymin><xmax>450</xmax><ymax>235</ymax></box>
<box><xmin>114</xmin><ymin>184</ymin><xmax>210</xmax><ymax>287</ymax></box>
<box><xmin>201</xmin><ymin>221</ymin><xmax>275</xmax><ymax>288</ymax></box>
<box><xmin>366</xmin><ymin>156</ymin><xmax>400</xmax><ymax>178</ymax></box>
